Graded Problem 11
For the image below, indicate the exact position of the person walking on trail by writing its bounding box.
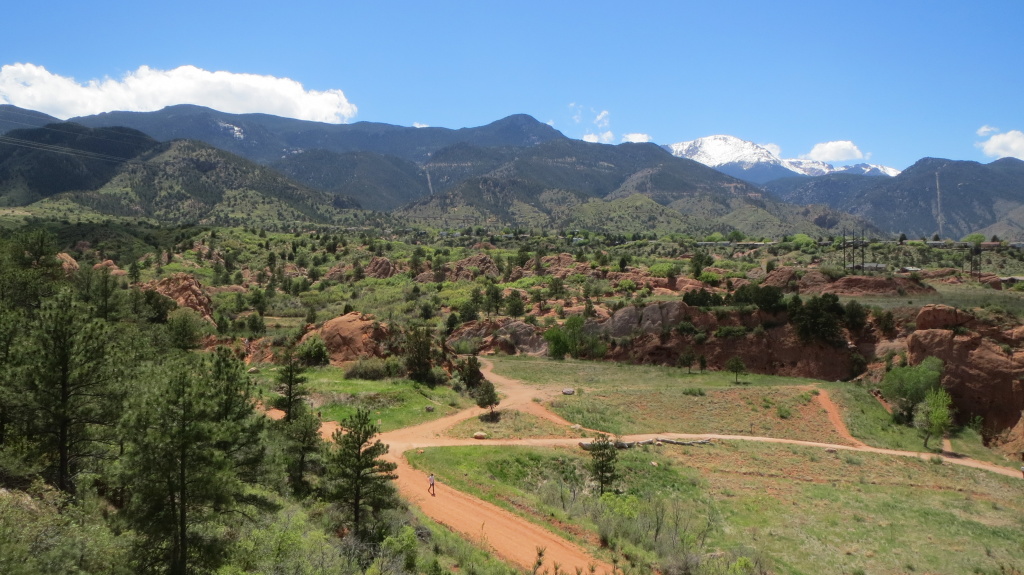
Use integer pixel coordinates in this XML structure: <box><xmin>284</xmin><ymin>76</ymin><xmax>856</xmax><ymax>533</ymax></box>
<box><xmin>428</xmin><ymin>473</ymin><xmax>436</xmax><ymax>496</ymax></box>
<box><xmin>1020</xmin><ymin>465</ymin><xmax>1024</xmax><ymax>479</ymax></box>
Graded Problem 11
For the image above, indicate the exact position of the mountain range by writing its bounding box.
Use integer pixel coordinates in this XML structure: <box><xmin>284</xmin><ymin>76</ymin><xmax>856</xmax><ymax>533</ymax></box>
<box><xmin>2</xmin><ymin>103</ymin><xmax>1023</xmax><ymax>240</ymax></box>
<box><xmin>664</xmin><ymin>135</ymin><xmax>901</xmax><ymax>184</ymax></box>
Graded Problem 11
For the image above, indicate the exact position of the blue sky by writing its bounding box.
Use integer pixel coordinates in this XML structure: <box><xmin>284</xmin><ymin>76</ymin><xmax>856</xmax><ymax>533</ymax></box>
<box><xmin>1</xmin><ymin>1</ymin><xmax>1022</xmax><ymax>170</ymax></box>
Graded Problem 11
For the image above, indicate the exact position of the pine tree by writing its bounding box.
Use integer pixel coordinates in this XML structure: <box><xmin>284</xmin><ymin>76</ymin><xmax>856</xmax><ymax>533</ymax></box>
<box><xmin>119</xmin><ymin>349</ymin><xmax>266</xmax><ymax>574</ymax></box>
<box><xmin>276</xmin><ymin>345</ymin><xmax>309</xmax><ymax>422</ymax></box>
<box><xmin>281</xmin><ymin>408</ymin><xmax>323</xmax><ymax>496</ymax></box>
<box><xmin>327</xmin><ymin>408</ymin><xmax>398</xmax><ymax>539</ymax></box>
<box><xmin>405</xmin><ymin>327</ymin><xmax>433</xmax><ymax>384</ymax></box>
<box><xmin>474</xmin><ymin>379</ymin><xmax>500</xmax><ymax>419</ymax></box>
<box><xmin>16</xmin><ymin>289</ymin><xmax>126</xmax><ymax>494</ymax></box>
<box><xmin>589</xmin><ymin>434</ymin><xmax>618</xmax><ymax>495</ymax></box>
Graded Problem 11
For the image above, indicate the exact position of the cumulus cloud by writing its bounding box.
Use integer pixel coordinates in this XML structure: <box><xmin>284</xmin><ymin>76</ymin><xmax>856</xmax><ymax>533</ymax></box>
<box><xmin>583</xmin><ymin>131</ymin><xmax>614</xmax><ymax>144</ymax></box>
<box><xmin>0</xmin><ymin>63</ymin><xmax>357</xmax><ymax>123</ymax></box>
<box><xmin>413</xmin><ymin>122</ymin><xmax>429</xmax><ymax>128</ymax></box>
<box><xmin>594</xmin><ymin>110</ymin><xmax>610</xmax><ymax>128</ymax></box>
<box><xmin>621</xmin><ymin>133</ymin><xmax>651</xmax><ymax>143</ymax></box>
<box><xmin>977</xmin><ymin>125</ymin><xmax>999</xmax><ymax>137</ymax></box>
<box><xmin>977</xmin><ymin>129</ymin><xmax>1024</xmax><ymax>160</ymax></box>
<box><xmin>801</xmin><ymin>140</ymin><xmax>865</xmax><ymax>162</ymax></box>
<box><xmin>761</xmin><ymin>143</ymin><xmax>782</xmax><ymax>158</ymax></box>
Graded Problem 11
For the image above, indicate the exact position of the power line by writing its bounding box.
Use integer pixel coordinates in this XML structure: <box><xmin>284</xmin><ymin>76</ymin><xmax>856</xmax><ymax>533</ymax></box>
<box><xmin>0</xmin><ymin>135</ymin><xmax>144</xmax><ymax>165</ymax></box>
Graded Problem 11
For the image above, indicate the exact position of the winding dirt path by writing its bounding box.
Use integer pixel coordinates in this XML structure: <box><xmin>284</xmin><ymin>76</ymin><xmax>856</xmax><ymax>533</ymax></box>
<box><xmin>307</xmin><ymin>359</ymin><xmax>1022</xmax><ymax>572</ymax></box>
<box><xmin>379</xmin><ymin>359</ymin><xmax>613</xmax><ymax>573</ymax></box>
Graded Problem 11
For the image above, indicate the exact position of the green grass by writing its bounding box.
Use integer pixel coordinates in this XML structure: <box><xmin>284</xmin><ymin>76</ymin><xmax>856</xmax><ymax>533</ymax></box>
<box><xmin>823</xmin><ymin>382</ymin><xmax>923</xmax><ymax>450</ymax></box>
<box><xmin>487</xmin><ymin>356</ymin><xmax>817</xmax><ymax>390</ymax></box>
<box><xmin>408</xmin><ymin>440</ymin><xmax>1024</xmax><ymax>575</ymax></box>
<box><xmin>255</xmin><ymin>365</ymin><xmax>471</xmax><ymax>432</ymax></box>
<box><xmin>488</xmin><ymin>357</ymin><xmax>846</xmax><ymax>443</ymax></box>
<box><xmin>949</xmin><ymin>428</ymin><xmax>1022</xmax><ymax>470</ymax></box>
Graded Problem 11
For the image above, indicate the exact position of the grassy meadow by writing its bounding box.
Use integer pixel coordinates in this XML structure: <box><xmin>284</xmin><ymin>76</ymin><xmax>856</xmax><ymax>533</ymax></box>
<box><xmin>418</xmin><ymin>356</ymin><xmax>1024</xmax><ymax>574</ymax></box>
<box><xmin>255</xmin><ymin>365</ymin><xmax>471</xmax><ymax>432</ymax></box>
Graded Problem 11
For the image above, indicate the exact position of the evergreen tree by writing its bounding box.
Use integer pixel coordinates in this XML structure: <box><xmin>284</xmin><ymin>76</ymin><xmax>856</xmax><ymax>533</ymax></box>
<box><xmin>678</xmin><ymin>348</ymin><xmax>697</xmax><ymax>374</ymax></box>
<box><xmin>276</xmin><ymin>345</ymin><xmax>310</xmax><ymax>422</ymax></box>
<box><xmin>119</xmin><ymin>349</ymin><xmax>266</xmax><ymax>574</ymax></box>
<box><xmin>474</xmin><ymin>379</ymin><xmax>499</xmax><ymax>418</ymax></box>
<box><xmin>280</xmin><ymin>408</ymin><xmax>323</xmax><ymax>496</ymax></box>
<box><xmin>326</xmin><ymin>408</ymin><xmax>398</xmax><ymax>540</ymax></box>
<box><xmin>589</xmin><ymin>434</ymin><xmax>618</xmax><ymax>495</ymax></box>
<box><xmin>455</xmin><ymin>355</ymin><xmax>485</xmax><ymax>391</ymax></box>
<box><xmin>504</xmin><ymin>291</ymin><xmax>525</xmax><ymax>318</ymax></box>
<box><xmin>483</xmin><ymin>283</ymin><xmax>503</xmax><ymax>317</ymax></box>
<box><xmin>404</xmin><ymin>327</ymin><xmax>433</xmax><ymax>384</ymax></box>
<box><xmin>15</xmin><ymin>289</ymin><xmax>126</xmax><ymax>494</ymax></box>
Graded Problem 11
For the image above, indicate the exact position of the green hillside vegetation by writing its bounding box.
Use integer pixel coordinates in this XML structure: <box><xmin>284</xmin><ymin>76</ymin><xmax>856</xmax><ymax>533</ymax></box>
<box><xmin>3</xmin><ymin>218</ymin><xmax>1024</xmax><ymax>574</ymax></box>
<box><xmin>272</xmin><ymin>149</ymin><xmax>430</xmax><ymax>211</ymax></box>
<box><xmin>767</xmin><ymin>157</ymin><xmax>1024</xmax><ymax>239</ymax></box>
<box><xmin>0</xmin><ymin>123</ymin><xmax>160</xmax><ymax>205</ymax></box>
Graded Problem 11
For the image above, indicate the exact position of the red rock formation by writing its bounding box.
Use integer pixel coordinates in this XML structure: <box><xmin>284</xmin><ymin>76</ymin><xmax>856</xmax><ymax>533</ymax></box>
<box><xmin>304</xmin><ymin>312</ymin><xmax>390</xmax><ymax>365</ymax></box>
<box><xmin>142</xmin><ymin>273</ymin><xmax>215</xmax><ymax>322</ymax></box>
<box><xmin>915</xmin><ymin>304</ymin><xmax>974</xmax><ymax>330</ymax></box>
<box><xmin>56</xmin><ymin>253</ymin><xmax>79</xmax><ymax>276</ymax></box>
<box><xmin>92</xmin><ymin>259</ymin><xmax>127</xmax><ymax>277</ymax></box>
<box><xmin>907</xmin><ymin>328</ymin><xmax>1024</xmax><ymax>437</ymax></box>
<box><xmin>364</xmin><ymin>256</ymin><xmax>401</xmax><ymax>279</ymax></box>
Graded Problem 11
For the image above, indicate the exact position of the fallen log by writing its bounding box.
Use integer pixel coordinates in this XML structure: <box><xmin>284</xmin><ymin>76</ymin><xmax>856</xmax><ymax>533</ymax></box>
<box><xmin>578</xmin><ymin>438</ymin><xmax>713</xmax><ymax>451</ymax></box>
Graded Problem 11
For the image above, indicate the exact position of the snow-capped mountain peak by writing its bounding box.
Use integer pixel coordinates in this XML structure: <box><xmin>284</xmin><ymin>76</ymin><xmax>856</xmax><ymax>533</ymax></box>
<box><xmin>663</xmin><ymin>135</ymin><xmax>900</xmax><ymax>183</ymax></box>
<box><xmin>665</xmin><ymin>135</ymin><xmax>784</xmax><ymax>169</ymax></box>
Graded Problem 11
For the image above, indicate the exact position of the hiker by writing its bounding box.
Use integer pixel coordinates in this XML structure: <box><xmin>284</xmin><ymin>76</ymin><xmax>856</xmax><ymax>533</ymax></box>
<box><xmin>428</xmin><ymin>473</ymin><xmax>436</xmax><ymax>496</ymax></box>
<box><xmin>1020</xmin><ymin>465</ymin><xmax>1023</xmax><ymax>479</ymax></box>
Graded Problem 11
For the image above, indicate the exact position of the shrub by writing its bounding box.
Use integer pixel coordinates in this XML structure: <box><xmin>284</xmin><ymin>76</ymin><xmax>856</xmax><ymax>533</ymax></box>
<box><xmin>715</xmin><ymin>325</ymin><xmax>747</xmax><ymax>339</ymax></box>
<box><xmin>676</xmin><ymin>321</ymin><xmax>699</xmax><ymax>335</ymax></box>
<box><xmin>776</xmin><ymin>405</ymin><xmax>792</xmax><ymax>419</ymax></box>
<box><xmin>344</xmin><ymin>357</ymin><xmax>406</xmax><ymax>380</ymax></box>
<box><xmin>681</xmin><ymin>387</ymin><xmax>705</xmax><ymax>396</ymax></box>
<box><xmin>295</xmin><ymin>334</ymin><xmax>330</xmax><ymax>366</ymax></box>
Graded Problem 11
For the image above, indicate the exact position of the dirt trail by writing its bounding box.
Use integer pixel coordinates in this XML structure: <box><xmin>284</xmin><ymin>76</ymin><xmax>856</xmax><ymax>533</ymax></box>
<box><xmin>295</xmin><ymin>359</ymin><xmax>1022</xmax><ymax>572</ymax></box>
<box><xmin>379</xmin><ymin>358</ymin><xmax>612</xmax><ymax>573</ymax></box>
<box><xmin>814</xmin><ymin>389</ymin><xmax>865</xmax><ymax>447</ymax></box>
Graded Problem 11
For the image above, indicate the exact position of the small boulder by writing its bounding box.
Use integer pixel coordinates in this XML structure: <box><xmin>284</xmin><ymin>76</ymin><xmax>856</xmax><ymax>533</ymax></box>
<box><xmin>473</xmin><ymin>431</ymin><xmax>487</xmax><ymax>440</ymax></box>
<box><xmin>562</xmin><ymin>388</ymin><xmax>576</xmax><ymax>395</ymax></box>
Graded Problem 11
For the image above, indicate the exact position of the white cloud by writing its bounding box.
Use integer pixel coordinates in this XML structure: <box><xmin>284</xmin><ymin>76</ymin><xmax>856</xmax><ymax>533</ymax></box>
<box><xmin>413</xmin><ymin>122</ymin><xmax>429</xmax><ymax>128</ymax></box>
<box><xmin>594</xmin><ymin>110</ymin><xmax>610</xmax><ymax>128</ymax></box>
<box><xmin>800</xmin><ymin>140</ymin><xmax>864</xmax><ymax>162</ymax></box>
<box><xmin>583</xmin><ymin>131</ymin><xmax>614</xmax><ymax>144</ymax></box>
<box><xmin>0</xmin><ymin>63</ymin><xmax>357</xmax><ymax>123</ymax></box>
<box><xmin>977</xmin><ymin>125</ymin><xmax>999</xmax><ymax>137</ymax></box>
<box><xmin>569</xmin><ymin>102</ymin><xmax>582</xmax><ymax>124</ymax></box>
<box><xmin>761</xmin><ymin>143</ymin><xmax>782</xmax><ymax>158</ymax></box>
<box><xmin>621</xmin><ymin>133</ymin><xmax>651</xmax><ymax>143</ymax></box>
<box><xmin>977</xmin><ymin>130</ymin><xmax>1024</xmax><ymax>160</ymax></box>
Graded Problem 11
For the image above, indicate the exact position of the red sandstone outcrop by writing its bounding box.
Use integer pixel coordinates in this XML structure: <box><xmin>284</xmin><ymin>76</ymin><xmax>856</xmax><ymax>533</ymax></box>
<box><xmin>448</xmin><ymin>318</ymin><xmax>548</xmax><ymax>356</ymax></box>
<box><xmin>915</xmin><ymin>304</ymin><xmax>974</xmax><ymax>330</ymax></box>
<box><xmin>142</xmin><ymin>273</ymin><xmax>214</xmax><ymax>322</ymax></box>
<box><xmin>56</xmin><ymin>253</ymin><xmax>79</xmax><ymax>275</ymax></box>
<box><xmin>364</xmin><ymin>256</ymin><xmax>401</xmax><ymax>279</ymax></box>
<box><xmin>92</xmin><ymin>259</ymin><xmax>127</xmax><ymax>277</ymax></box>
<box><xmin>304</xmin><ymin>312</ymin><xmax>390</xmax><ymax>365</ymax></box>
<box><xmin>907</xmin><ymin>327</ymin><xmax>1024</xmax><ymax>437</ymax></box>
